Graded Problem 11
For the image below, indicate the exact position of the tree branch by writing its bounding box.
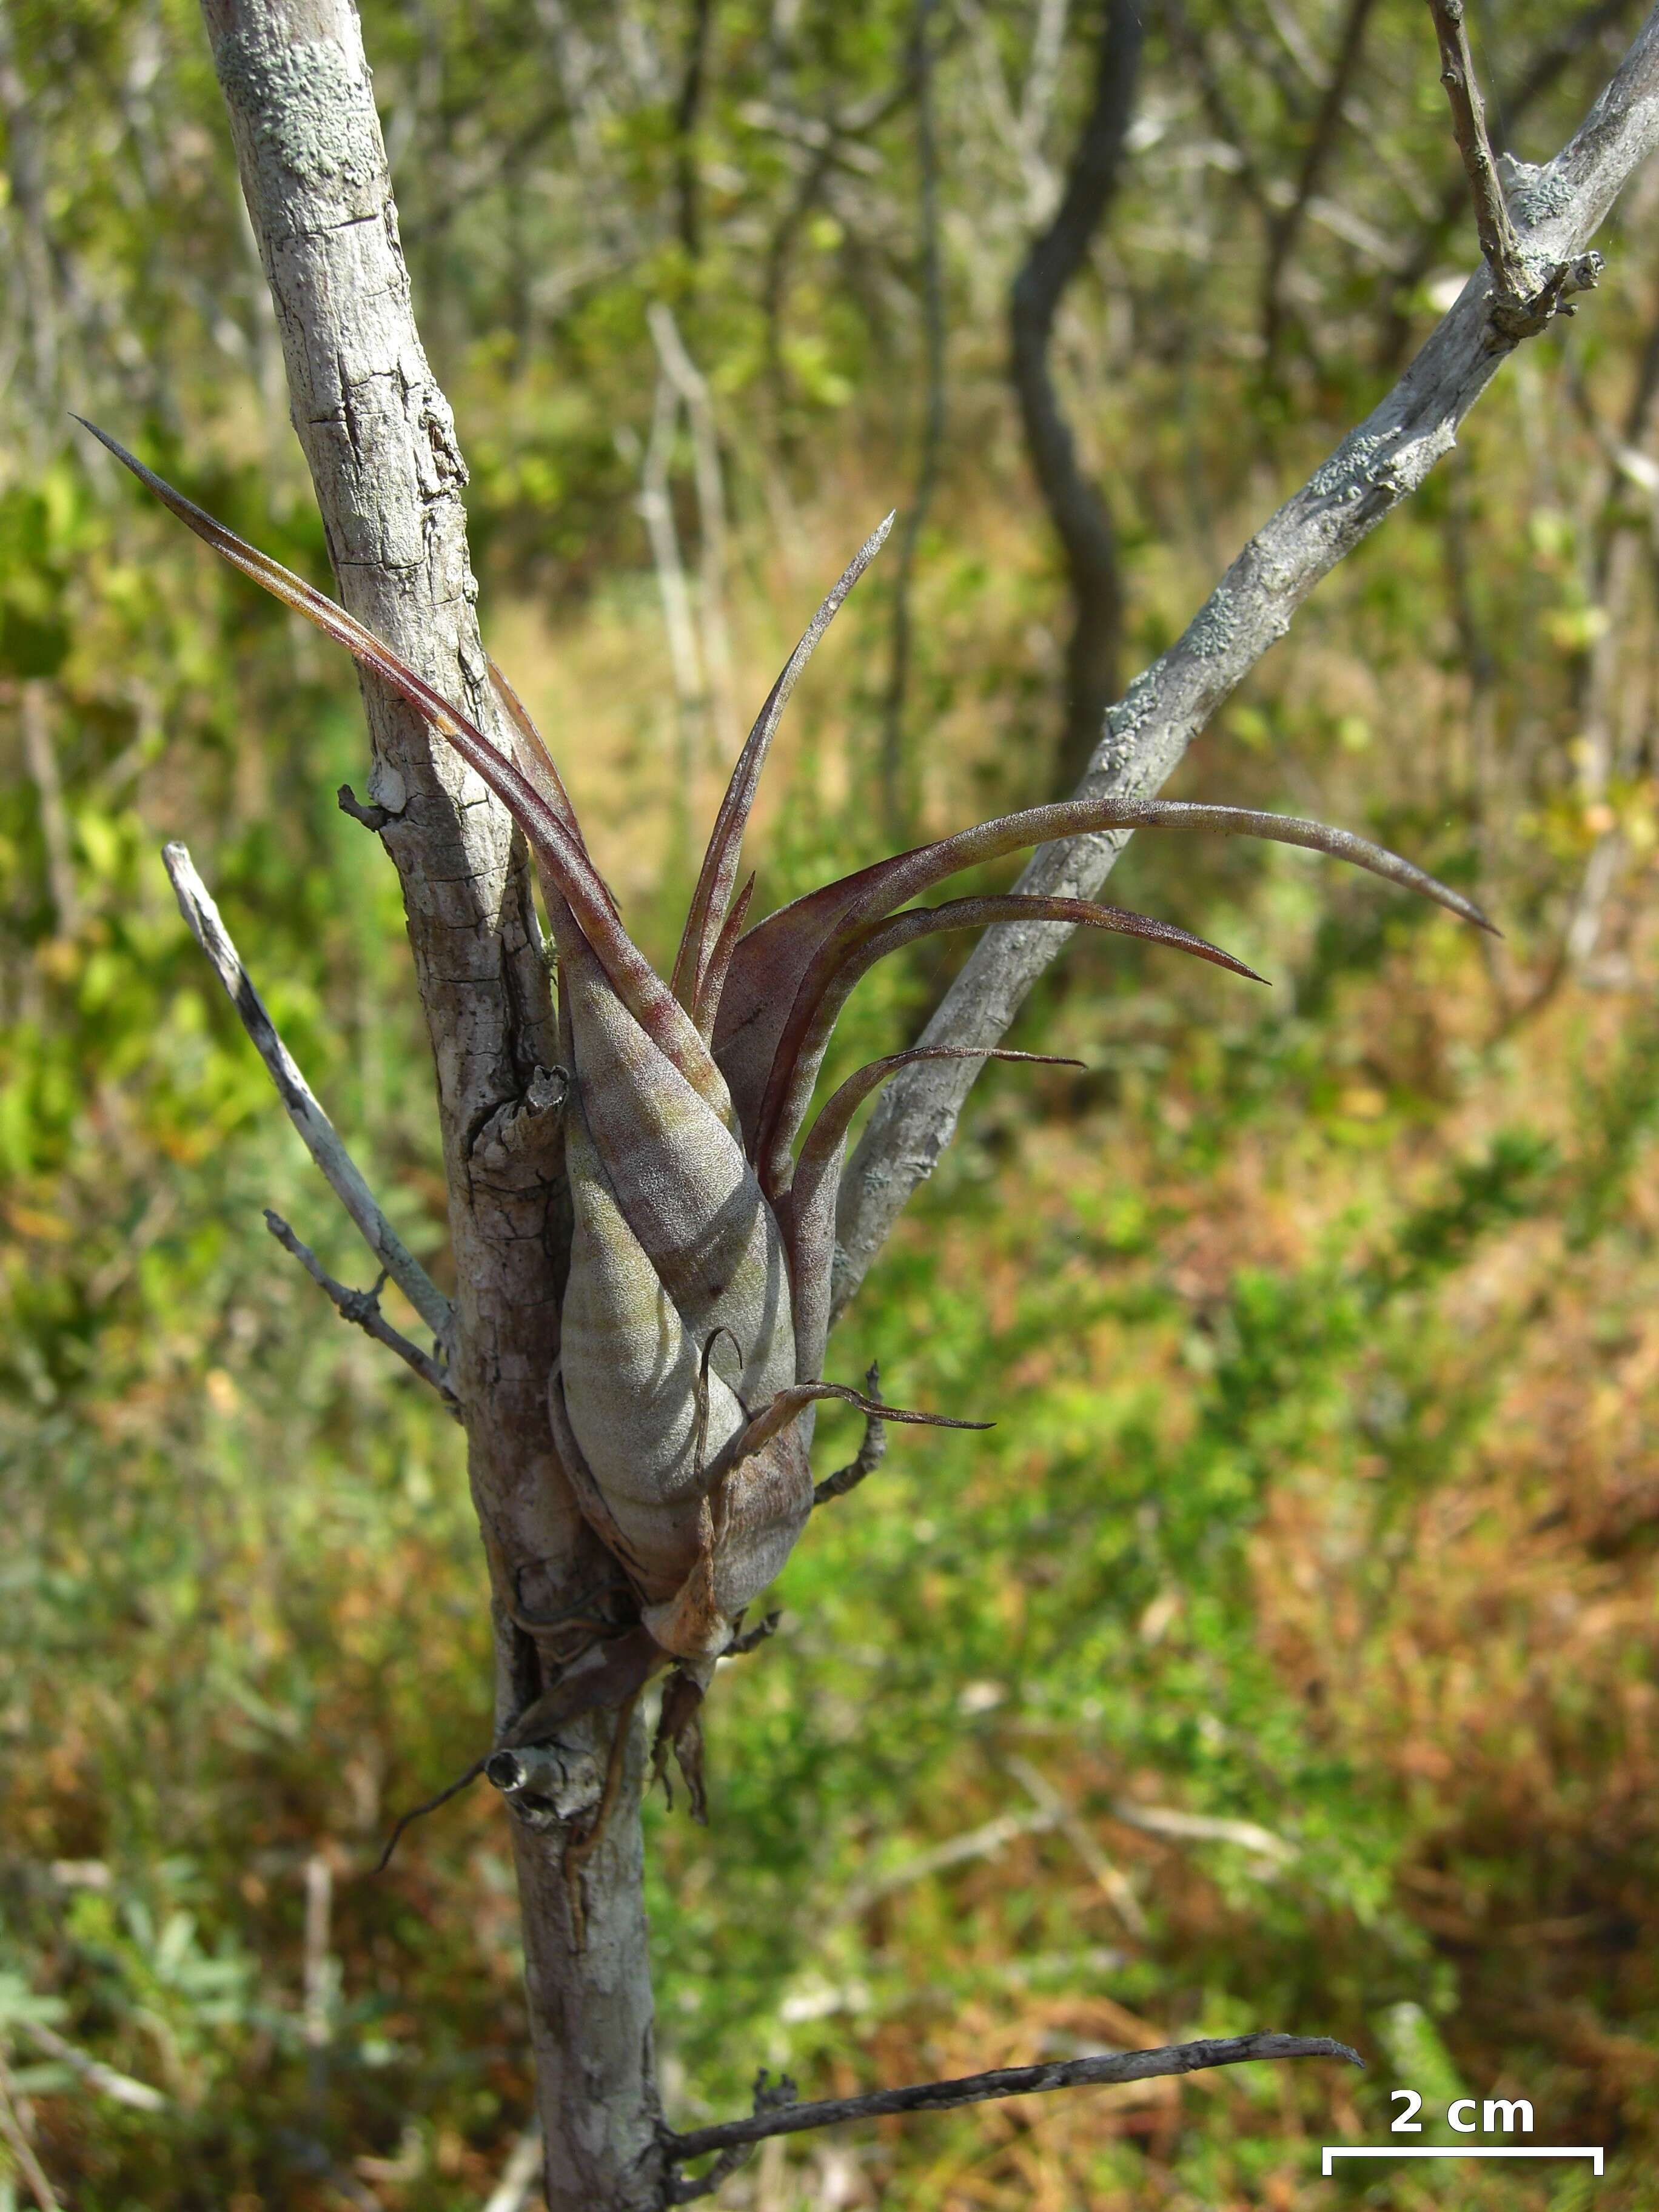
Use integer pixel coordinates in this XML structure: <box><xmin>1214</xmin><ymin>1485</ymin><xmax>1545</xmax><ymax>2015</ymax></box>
<box><xmin>263</xmin><ymin>1209</ymin><xmax>460</xmax><ymax>1412</ymax></box>
<box><xmin>833</xmin><ymin>5</ymin><xmax>1659</xmax><ymax>1317</ymax></box>
<box><xmin>879</xmin><ymin>0</ymin><xmax>947</xmax><ymax>842</ymax></box>
<box><xmin>1376</xmin><ymin>0</ymin><xmax>1642</xmax><ymax>367</ymax></box>
<box><xmin>1010</xmin><ymin>0</ymin><xmax>1142</xmax><ymax>797</ymax></box>
<box><xmin>1425</xmin><ymin>0</ymin><xmax>1577</xmax><ymax>341</ymax></box>
<box><xmin>162</xmin><ymin>841</ymin><xmax>454</xmax><ymax>1352</ymax></box>
<box><xmin>674</xmin><ymin>0</ymin><xmax>715</xmax><ymax>261</ymax></box>
<box><xmin>663</xmin><ymin>2033</ymin><xmax>1361</xmax><ymax>2195</ymax></box>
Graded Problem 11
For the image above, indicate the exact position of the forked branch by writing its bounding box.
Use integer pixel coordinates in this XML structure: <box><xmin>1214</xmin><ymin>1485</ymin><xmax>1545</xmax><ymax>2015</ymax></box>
<box><xmin>836</xmin><ymin>5</ymin><xmax>1659</xmax><ymax>1313</ymax></box>
<box><xmin>161</xmin><ymin>842</ymin><xmax>454</xmax><ymax>1354</ymax></box>
<box><xmin>1426</xmin><ymin>0</ymin><xmax>1602</xmax><ymax>342</ymax></box>
<box><xmin>662</xmin><ymin>2033</ymin><xmax>1361</xmax><ymax>2202</ymax></box>
<box><xmin>264</xmin><ymin>1209</ymin><xmax>459</xmax><ymax>1412</ymax></box>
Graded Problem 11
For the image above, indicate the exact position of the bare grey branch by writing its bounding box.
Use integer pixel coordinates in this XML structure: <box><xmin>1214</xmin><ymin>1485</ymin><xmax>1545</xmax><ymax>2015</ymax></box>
<box><xmin>264</xmin><ymin>1210</ymin><xmax>459</xmax><ymax>1412</ymax></box>
<box><xmin>1424</xmin><ymin>0</ymin><xmax>1600</xmax><ymax>343</ymax></box>
<box><xmin>162</xmin><ymin>840</ymin><xmax>453</xmax><ymax>1352</ymax></box>
<box><xmin>834</xmin><ymin>5</ymin><xmax>1659</xmax><ymax>1316</ymax></box>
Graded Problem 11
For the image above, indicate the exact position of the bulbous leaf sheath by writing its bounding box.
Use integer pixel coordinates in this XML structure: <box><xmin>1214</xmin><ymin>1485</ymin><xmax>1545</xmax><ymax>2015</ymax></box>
<box><xmin>85</xmin><ymin>423</ymin><xmax>1492</xmax><ymax>1693</ymax></box>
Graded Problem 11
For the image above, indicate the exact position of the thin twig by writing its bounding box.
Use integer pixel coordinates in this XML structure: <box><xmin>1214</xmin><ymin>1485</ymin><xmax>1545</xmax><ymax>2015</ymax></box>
<box><xmin>637</xmin><ymin>370</ymin><xmax>708</xmax><ymax>833</ymax></box>
<box><xmin>673</xmin><ymin>0</ymin><xmax>715</xmax><ymax>260</ymax></box>
<box><xmin>264</xmin><ymin>1210</ymin><xmax>459</xmax><ymax>1412</ymax></box>
<box><xmin>0</xmin><ymin>2047</ymin><xmax>61</xmax><ymax>2212</ymax></box>
<box><xmin>1426</xmin><ymin>1</ymin><xmax>1529</xmax><ymax>298</ymax></box>
<box><xmin>372</xmin><ymin>1755</ymin><xmax>491</xmax><ymax>1875</ymax></box>
<box><xmin>664</xmin><ymin>2033</ymin><xmax>1361</xmax><ymax>2179</ymax></box>
<box><xmin>162</xmin><ymin>843</ymin><xmax>454</xmax><ymax>1352</ymax></box>
<box><xmin>1262</xmin><ymin>0</ymin><xmax>1382</xmax><ymax>357</ymax></box>
<box><xmin>1110</xmin><ymin>1798</ymin><xmax>1298</xmax><ymax>1865</ymax></box>
<box><xmin>665</xmin><ymin>2070</ymin><xmax>800</xmax><ymax>2204</ymax></box>
<box><xmin>336</xmin><ymin>782</ymin><xmax>395</xmax><ymax>831</ymax></box>
<box><xmin>1425</xmin><ymin>0</ymin><xmax>1601</xmax><ymax>342</ymax></box>
<box><xmin>829</xmin><ymin>1806</ymin><xmax>1061</xmax><ymax>1928</ymax></box>
<box><xmin>1376</xmin><ymin>0</ymin><xmax>1641</xmax><ymax>364</ymax></box>
<box><xmin>813</xmin><ymin>1361</ymin><xmax>888</xmax><ymax>1504</ymax></box>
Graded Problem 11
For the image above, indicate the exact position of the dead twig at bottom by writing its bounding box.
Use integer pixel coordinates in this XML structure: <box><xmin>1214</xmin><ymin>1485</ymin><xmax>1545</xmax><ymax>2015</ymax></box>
<box><xmin>264</xmin><ymin>1210</ymin><xmax>459</xmax><ymax>1414</ymax></box>
<box><xmin>662</xmin><ymin>2033</ymin><xmax>1360</xmax><ymax>2197</ymax></box>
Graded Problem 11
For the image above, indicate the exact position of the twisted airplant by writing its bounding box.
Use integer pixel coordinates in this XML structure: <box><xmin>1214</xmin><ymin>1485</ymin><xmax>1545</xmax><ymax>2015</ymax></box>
<box><xmin>83</xmin><ymin>421</ymin><xmax>1489</xmax><ymax>1769</ymax></box>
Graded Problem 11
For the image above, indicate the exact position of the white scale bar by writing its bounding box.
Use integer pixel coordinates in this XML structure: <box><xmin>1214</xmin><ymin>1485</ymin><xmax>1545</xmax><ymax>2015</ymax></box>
<box><xmin>1323</xmin><ymin>2147</ymin><xmax>1603</xmax><ymax>2176</ymax></box>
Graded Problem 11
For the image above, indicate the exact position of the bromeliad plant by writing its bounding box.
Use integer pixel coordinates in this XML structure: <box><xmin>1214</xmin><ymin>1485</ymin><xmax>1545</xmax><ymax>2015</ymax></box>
<box><xmin>82</xmin><ymin>420</ymin><xmax>1489</xmax><ymax>1794</ymax></box>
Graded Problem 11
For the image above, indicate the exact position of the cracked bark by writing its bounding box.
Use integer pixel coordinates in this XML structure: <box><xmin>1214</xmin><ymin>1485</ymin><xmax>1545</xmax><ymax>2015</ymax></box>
<box><xmin>195</xmin><ymin>4</ymin><xmax>662</xmax><ymax>2204</ymax></box>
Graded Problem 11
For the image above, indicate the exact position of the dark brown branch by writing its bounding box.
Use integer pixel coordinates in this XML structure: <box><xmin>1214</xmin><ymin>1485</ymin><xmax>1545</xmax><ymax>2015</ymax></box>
<box><xmin>372</xmin><ymin>1754</ymin><xmax>490</xmax><ymax>1875</ymax></box>
<box><xmin>264</xmin><ymin>1210</ymin><xmax>460</xmax><ymax>1413</ymax></box>
<box><xmin>663</xmin><ymin>2033</ymin><xmax>1361</xmax><ymax>2191</ymax></box>
<box><xmin>1010</xmin><ymin>0</ymin><xmax>1143</xmax><ymax>799</ymax></box>
<box><xmin>812</xmin><ymin>1361</ymin><xmax>888</xmax><ymax>1504</ymax></box>
<box><xmin>337</xmin><ymin>782</ymin><xmax>395</xmax><ymax>831</ymax></box>
<box><xmin>879</xmin><ymin>0</ymin><xmax>946</xmax><ymax>841</ymax></box>
<box><xmin>674</xmin><ymin>0</ymin><xmax>716</xmax><ymax>260</ymax></box>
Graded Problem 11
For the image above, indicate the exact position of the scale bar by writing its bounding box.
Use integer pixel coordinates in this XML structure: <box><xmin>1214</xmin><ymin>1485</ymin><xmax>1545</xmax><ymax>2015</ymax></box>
<box><xmin>1322</xmin><ymin>2147</ymin><xmax>1603</xmax><ymax>2176</ymax></box>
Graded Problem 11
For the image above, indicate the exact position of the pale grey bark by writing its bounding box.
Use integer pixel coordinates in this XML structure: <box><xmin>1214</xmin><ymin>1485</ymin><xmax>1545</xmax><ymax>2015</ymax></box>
<box><xmin>834</xmin><ymin>6</ymin><xmax>1659</xmax><ymax>1316</ymax></box>
<box><xmin>163</xmin><ymin>840</ymin><xmax>451</xmax><ymax>1345</ymax></box>
<box><xmin>190</xmin><ymin>5</ymin><xmax>663</xmax><ymax>2205</ymax></box>
<box><xmin>263</xmin><ymin>1207</ymin><xmax>458</xmax><ymax>1404</ymax></box>
<box><xmin>169</xmin><ymin>4</ymin><xmax>1659</xmax><ymax>2204</ymax></box>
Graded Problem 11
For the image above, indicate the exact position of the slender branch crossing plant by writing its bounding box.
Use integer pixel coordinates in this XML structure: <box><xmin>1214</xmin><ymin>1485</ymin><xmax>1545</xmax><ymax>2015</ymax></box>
<box><xmin>77</xmin><ymin>2</ymin><xmax>1659</xmax><ymax>2203</ymax></box>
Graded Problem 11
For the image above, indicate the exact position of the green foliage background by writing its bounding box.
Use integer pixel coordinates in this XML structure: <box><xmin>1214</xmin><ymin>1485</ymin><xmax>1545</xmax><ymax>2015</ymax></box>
<box><xmin>4</xmin><ymin>2</ymin><xmax>1659</xmax><ymax>2206</ymax></box>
